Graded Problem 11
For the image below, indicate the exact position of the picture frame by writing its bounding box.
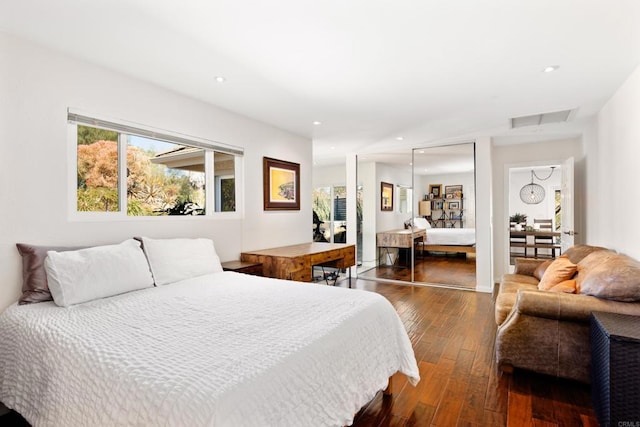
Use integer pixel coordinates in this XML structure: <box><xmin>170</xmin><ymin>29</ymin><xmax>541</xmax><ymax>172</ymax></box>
<box><xmin>263</xmin><ymin>157</ymin><xmax>300</xmax><ymax>210</ymax></box>
<box><xmin>381</xmin><ymin>182</ymin><xmax>394</xmax><ymax>211</ymax></box>
<box><xmin>429</xmin><ymin>184</ymin><xmax>442</xmax><ymax>198</ymax></box>
<box><xmin>448</xmin><ymin>201</ymin><xmax>460</xmax><ymax>210</ymax></box>
<box><xmin>445</xmin><ymin>184</ymin><xmax>463</xmax><ymax>195</ymax></box>
<box><xmin>446</xmin><ymin>193</ymin><xmax>454</xmax><ymax>199</ymax></box>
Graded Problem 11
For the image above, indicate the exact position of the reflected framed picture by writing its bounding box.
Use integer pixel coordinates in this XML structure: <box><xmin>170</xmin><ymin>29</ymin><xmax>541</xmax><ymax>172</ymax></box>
<box><xmin>429</xmin><ymin>184</ymin><xmax>442</xmax><ymax>198</ymax></box>
<box><xmin>381</xmin><ymin>182</ymin><xmax>394</xmax><ymax>211</ymax></box>
<box><xmin>445</xmin><ymin>184</ymin><xmax>463</xmax><ymax>195</ymax></box>
<box><xmin>263</xmin><ymin>157</ymin><xmax>300</xmax><ymax>210</ymax></box>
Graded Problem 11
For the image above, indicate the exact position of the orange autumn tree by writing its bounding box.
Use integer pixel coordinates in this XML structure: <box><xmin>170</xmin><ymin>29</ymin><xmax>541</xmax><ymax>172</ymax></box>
<box><xmin>77</xmin><ymin>130</ymin><xmax>199</xmax><ymax>215</ymax></box>
<box><xmin>77</xmin><ymin>139</ymin><xmax>119</xmax><ymax>212</ymax></box>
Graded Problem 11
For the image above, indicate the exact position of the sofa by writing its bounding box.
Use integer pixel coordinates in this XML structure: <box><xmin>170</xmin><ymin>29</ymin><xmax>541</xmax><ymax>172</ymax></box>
<box><xmin>495</xmin><ymin>244</ymin><xmax>640</xmax><ymax>383</ymax></box>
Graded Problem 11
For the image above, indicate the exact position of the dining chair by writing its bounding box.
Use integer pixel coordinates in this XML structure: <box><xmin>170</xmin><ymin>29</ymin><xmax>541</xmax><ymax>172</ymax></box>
<box><xmin>534</xmin><ymin>218</ymin><xmax>559</xmax><ymax>258</ymax></box>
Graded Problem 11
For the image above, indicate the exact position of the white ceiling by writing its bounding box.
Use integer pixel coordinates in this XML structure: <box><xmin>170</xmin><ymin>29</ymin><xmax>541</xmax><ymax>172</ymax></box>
<box><xmin>2</xmin><ymin>0</ymin><xmax>640</xmax><ymax>166</ymax></box>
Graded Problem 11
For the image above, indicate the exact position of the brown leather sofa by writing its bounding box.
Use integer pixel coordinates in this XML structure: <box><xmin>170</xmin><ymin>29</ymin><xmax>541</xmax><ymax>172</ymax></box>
<box><xmin>495</xmin><ymin>245</ymin><xmax>640</xmax><ymax>383</ymax></box>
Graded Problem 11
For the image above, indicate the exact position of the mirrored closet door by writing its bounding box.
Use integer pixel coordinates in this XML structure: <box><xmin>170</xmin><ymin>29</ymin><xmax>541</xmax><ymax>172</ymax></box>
<box><xmin>356</xmin><ymin>142</ymin><xmax>477</xmax><ymax>289</ymax></box>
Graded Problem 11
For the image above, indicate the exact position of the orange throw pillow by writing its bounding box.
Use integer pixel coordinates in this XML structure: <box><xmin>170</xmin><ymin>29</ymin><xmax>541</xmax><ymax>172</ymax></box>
<box><xmin>549</xmin><ymin>279</ymin><xmax>577</xmax><ymax>294</ymax></box>
<box><xmin>538</xmin><ymin>256</ymin><xmax>578</xmax><ymax>291</ymax></box>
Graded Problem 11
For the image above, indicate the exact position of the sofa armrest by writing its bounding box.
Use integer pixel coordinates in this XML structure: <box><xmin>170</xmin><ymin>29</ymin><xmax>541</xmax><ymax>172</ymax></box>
<box><xmin>514</xmin><ymin>289</ymin><xmax>640</xmax><ymax>322</ymax></box>
<box><xmin>513</xmin><ymin>257</ymin><xmax>547</xmax><ymax>277</ymax></box>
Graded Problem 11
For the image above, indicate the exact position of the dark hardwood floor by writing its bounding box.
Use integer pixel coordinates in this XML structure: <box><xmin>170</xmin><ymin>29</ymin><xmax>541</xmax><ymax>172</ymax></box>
<box><xmin>342</xmin><ymin>279</ymin><xmax>598</xmax><ymax>427</ymax></box>
<box><xmin>359</xmin><ymin>253</ymin><xmax>477</xmax><ymax>289</ymax></box>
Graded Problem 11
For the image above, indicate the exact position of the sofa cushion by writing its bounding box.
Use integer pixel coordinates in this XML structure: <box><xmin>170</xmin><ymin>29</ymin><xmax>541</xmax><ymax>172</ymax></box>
<box><xmin>538</xmin><ymin>256</ymin><xmax>578</xmax><ymax>291</ymax></box>
<box><xmin>502</xmin><ymin>273</ymin><xmax>540</xmax><ymax>287</ymax></box>
<box><xmin>579</xmin><ymin>254</ymin><xmax>640</xmax><ymax>301</ymax></box>
<box><xmin>564</xmin><ymin>244</ymin><xmax>611</xmax><ymax>264</ymax></box>
<box><xmin>533</xmin><ymin>260</ymin><xmax>553</xmax><ymax>281</ymax></box>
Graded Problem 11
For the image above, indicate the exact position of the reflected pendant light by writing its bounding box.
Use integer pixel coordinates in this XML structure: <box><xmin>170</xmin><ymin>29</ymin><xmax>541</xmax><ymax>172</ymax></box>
<box><xmin>519</xmin><ymin>168</ymin><xmax>555</xmax><ymax>205</ymax></box>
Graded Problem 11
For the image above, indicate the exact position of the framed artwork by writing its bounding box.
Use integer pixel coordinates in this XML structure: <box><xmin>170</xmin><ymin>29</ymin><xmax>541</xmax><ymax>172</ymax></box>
<box><xmin>448</xmin><ymin>201</ymin><xmax>460</xmax><ymax>209</ymax></box>
<box><xmin>263</xmin><ymin>157</ymin><xmax>300</xmax><ymax>210</ymax></box>
<box><xmin>445</xmin><ymin>184</ymin><xmax>463</xmax><ymax>195</ymax></box>
<box><xmin>381</xmin><ymin>182</ymin><xmax>394</xmax><ymax>211</ymax></box>
<box><xmin>429</xmin><ymin>184</ymin><xmax>442</xmax><ymax>198</ymax></box>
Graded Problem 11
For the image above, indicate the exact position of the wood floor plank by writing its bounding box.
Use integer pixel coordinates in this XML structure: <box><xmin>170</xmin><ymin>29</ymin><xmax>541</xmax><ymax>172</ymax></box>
<box><xmin>457</xmin><ymin>374</ymin><xmax>489</xmax><ymax>424</ymax></box>
<box><xmin>531</xmin><ymin>419</ymin><xmax>558</xmax><ymax>427</ymax></box>
<box><xmin>419</xmin><ymin>358</ymin><xmax>455</xmax><ymax>407</ymax></box>
<box><xmin>404</xmin><ymin>402</ymin><xmax>436</xmax><ymax>426</ymax></box>
<box><xmin>430</xmin><ymin>378</ymin><xmax>469</xmax><ymax>426</ymax></box>
<box><xmin>387</xmin><ymin>362</ymin><xmax>434</xmax><ymax>419</ymax></box>
<box><xmin>507</xmin><ymin>388</ymin><xmax>532</xmax><ymax>427</ymax></box>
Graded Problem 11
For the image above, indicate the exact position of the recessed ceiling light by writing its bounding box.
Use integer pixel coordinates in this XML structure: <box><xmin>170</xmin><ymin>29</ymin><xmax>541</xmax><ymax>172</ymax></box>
<box><xmin>396</xmin><ymin>136</ymin><xmax>404</xmax><ymax>141</ymax></box>
<box><xmin>214</xmin><ymin>76</ymin><xmax>226</xmax><ymax>83</ymax></box>
<box><xmin>313</xmin><ymin>121</ymin><xmax>322</xmax><ymax>125</ymax></box>
<box><xmin>543</xmin><ymin>65</ymin><xmax>559</xmax><ymax>73</ymax></box>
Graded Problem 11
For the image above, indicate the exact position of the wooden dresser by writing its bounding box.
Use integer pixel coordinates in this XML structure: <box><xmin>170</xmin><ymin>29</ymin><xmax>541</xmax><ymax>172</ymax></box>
<box><xmin>240</xmin><ymin>242</ymin><xmax>355</xmax><ymax>283</ymax></box>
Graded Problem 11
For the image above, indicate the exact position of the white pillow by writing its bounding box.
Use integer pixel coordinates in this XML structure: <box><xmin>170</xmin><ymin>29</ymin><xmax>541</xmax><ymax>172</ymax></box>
<box><xmin>45</xmin><ymin>239</ymin><xmax>154</xmax><ymax>307</ymax></box>
<box><xmin>141</xmin><ymin>237</ymin><xmax>223</xmax><ymax>286</ymax></box>
<box><xmin>413</xmin><ymin>217</ymin><xmax>432</xmax><ymax>229</ymax></box>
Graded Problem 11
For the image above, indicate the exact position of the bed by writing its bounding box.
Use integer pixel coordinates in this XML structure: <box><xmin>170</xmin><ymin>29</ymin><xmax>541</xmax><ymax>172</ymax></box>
<box><xmin>0</xmin><ymin>238</ymin><xmax>420</xmax><ymax>427</ymax></box>
<box><xmin>413</xmin><ymin>217</ymin><xmax>476</xmax><ymax>254</ymax></box>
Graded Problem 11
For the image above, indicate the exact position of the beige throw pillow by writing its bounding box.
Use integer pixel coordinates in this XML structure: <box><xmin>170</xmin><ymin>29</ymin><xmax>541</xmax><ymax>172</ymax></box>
<box><xmin>579</xmin><ymin>254</ymin><xmax>640</xmax><ymax>301</ymax></box>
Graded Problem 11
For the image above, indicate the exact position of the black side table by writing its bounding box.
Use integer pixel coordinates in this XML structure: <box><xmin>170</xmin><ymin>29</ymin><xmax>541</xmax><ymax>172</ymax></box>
<box><xmin>590</xmin><ymin>311</ymin><xmax>640</xmax><ymax>427</ymax></box>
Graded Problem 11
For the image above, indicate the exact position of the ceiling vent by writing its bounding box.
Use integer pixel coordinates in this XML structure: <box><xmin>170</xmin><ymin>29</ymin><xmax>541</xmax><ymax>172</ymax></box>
<box><xmin>510</xmin><ymin>109</ymin><xmax>573</xmax><ymax>129</ymax></box>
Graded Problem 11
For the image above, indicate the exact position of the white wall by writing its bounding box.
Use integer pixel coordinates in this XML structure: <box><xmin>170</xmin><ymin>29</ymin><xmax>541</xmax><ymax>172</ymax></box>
<box><xmin>474</xmin><ymin>137</ymin><xmax>493</xmax><ymax>293</ymax></box>
<box><xmin>508</xmin><ymin>168</ymin><xmax>561</xmax><ymax>228</ymax></box>
<box><xmin>593</xmin><ymin>64</ymin><xmax>640</xmax><ymax>259</ymax></box>
<box><xmin>492</xmin><ymin>138</ymin><xmax>584</xmax><ymax>280</ymax></box>
<box><xmin>312</xmin><ymin>163</ymin><xmax>345</xmax><ymax>187</ymax></box>
<box><xmin>0</xmin><ymin>33</ymin><xmax>311</xmax><ymax>310</ymax></box>
<box><xmin>376</xmin><ymin>163</ymin><xmax>413</xmax><ymax>233</ymax></box>
<box><xmin>418</xmin><ymin>172</ymin><xmax>476</xmax><ymax>227</ymax></box>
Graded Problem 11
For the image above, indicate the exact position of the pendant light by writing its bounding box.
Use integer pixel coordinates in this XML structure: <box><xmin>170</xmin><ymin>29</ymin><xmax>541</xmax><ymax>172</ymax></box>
<box><xmin>519</xmin><ymin>167</ymin><xmax>556</xmax><ymax>205</ymax></box>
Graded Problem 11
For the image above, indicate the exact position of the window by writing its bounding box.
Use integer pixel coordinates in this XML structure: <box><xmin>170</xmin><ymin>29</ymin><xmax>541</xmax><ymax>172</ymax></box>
<box><xmin>312</xmin><ymin>185</ymin><xmax>346</xmax><ymax>243</ymax></box>
<box><xmin>70</xmin><ymin>110</ymin><xmax>242</xmax><ymax>217</ymax></box>
<box><xmin>214</xmin><ymin>152</ymin><xmax>236</xmax><ymax>212</ymax></box>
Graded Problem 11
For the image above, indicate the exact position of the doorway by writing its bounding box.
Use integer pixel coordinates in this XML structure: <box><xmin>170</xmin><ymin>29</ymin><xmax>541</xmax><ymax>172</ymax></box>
<box><xmin>507</xmin><ymin>162</ymin><xmax>569</xmax><ymax>268</ymax></box>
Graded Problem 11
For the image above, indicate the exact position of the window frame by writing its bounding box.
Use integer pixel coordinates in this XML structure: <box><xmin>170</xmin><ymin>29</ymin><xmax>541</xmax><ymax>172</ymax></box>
<box><xmin>67</xmin><ymin>109</ymin><xmax>243</xmax><ymax>221</ymax></box>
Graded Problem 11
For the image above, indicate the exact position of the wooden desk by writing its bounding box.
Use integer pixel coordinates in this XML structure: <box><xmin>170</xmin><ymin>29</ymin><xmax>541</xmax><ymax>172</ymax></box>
<box><xmin>241</xmin><ymin>242</ymin><xmax>355</xmax><ymax>285</ymax></box>
<box><xmin>509</xmin><ymin>230</ymin><xmax>561</xmax><ymax>259</ymax></box>
<box><xmin>376</xmin><ymin>228</ymin><xmax>427</xmax><ymax>267</ymax></box>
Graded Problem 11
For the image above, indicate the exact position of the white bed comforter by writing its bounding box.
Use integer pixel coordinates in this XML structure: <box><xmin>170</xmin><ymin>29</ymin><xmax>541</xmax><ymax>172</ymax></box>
<box><xmin>425</xmin><ymin>228</ymin><xmax>476</xmax><ymax>246</ymax></box>
<box><xmin>0</xmin><ymin>272</ymin><xmax>419</xmax><ymax>427</ymax></box>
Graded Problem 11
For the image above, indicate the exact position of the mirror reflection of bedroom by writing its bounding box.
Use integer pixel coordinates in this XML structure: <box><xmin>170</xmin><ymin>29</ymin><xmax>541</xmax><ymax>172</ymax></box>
<box><xmin>357</xmin><ymin>142</ymin><xmax>476</xmax><ymax>289</ymax></box>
